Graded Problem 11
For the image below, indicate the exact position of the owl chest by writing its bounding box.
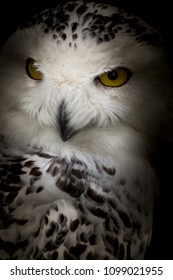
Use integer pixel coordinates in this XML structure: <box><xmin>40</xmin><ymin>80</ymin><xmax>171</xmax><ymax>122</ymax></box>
<box><xmin>0</xmin><ymin>149</ymin><xmax>156</xmax><ymax>221</ymax></box>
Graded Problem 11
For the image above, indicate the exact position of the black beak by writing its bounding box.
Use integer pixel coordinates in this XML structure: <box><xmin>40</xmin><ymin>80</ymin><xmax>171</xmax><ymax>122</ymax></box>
<box><xmin>58</xmin><ymin>101</ymin><xmax>73</xmax><ymax>142</ymax></box>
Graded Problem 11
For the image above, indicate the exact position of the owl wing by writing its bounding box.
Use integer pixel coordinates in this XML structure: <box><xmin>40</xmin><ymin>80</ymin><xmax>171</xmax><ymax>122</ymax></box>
<box><xmin>0</xmin><ymin>145</ymin><xmax>155</xmax><ymax>260</ymax></box>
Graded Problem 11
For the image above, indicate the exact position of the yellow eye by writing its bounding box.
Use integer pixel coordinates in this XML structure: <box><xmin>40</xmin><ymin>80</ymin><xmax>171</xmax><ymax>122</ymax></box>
<box><xmin>98</xmin><ymin>67</ymin><xmax>131</xmax><ymax>87</ymax></box>
<box><xmin>25</xmin><ymin>58</ymin><xmax>43</xmax><ymax>80</ymax></box>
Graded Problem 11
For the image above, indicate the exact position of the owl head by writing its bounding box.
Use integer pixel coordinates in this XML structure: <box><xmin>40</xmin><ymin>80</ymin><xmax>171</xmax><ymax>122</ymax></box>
<box><xmin>0</xmin><ymin>0</ymin><xmax>172</xmax><ymax>156</ymax></box>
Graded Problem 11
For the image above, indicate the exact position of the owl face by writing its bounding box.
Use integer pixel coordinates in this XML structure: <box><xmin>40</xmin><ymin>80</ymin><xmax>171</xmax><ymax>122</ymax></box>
<box><xmin>0</xmin><ymin>1</ymin><xmax>171</xmax><ymax>156</ymax></box>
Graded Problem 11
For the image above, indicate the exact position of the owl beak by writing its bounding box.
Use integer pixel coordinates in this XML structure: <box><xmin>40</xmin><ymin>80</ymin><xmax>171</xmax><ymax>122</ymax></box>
<box><xmin>58</xmin><ymin>100</ymin><xmax>73</xmax><ymax>142</ymax></box>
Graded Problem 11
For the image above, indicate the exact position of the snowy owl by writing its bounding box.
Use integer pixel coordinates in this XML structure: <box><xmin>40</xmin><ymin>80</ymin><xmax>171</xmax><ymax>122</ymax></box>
<box><xmin>0</xmin><ymin>0</ymin><xmax>172</xmax><ymax>260</ymax></box>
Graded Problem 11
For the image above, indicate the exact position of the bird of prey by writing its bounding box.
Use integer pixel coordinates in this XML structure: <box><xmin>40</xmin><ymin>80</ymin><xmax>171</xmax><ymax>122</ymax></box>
<box><xmin>0</xmin><ymin>0</ymin><xmax>172</xmax><ymax>259</ymax></box>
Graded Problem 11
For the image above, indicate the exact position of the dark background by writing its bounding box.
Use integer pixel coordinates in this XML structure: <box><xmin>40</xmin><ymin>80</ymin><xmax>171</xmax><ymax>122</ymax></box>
<box><xmin>0</xmin><ymin>0</ymin><xmax>173</xmax><ymax>259</ymax></box>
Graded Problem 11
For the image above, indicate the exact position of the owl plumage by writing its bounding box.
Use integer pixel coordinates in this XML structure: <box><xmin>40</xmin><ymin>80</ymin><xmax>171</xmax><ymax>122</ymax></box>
<box><xmin>0</xmin><ymin>0</ymin><xmax>172</xmax><ymax>259</ymax></box>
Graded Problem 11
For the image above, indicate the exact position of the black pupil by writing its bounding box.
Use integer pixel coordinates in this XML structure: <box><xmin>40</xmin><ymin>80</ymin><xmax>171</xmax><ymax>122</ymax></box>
<box><xmin>107</xmin><ymin>70</ymin><xmax>118</xmax><ymax>80</ymax></box>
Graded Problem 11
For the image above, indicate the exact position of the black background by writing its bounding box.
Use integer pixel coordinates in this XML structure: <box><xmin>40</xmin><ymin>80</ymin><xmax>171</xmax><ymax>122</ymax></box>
<box><xmin>0</xmin><ymin>0</ymin><xmax>173</xmax><ymax>260</ymax></box>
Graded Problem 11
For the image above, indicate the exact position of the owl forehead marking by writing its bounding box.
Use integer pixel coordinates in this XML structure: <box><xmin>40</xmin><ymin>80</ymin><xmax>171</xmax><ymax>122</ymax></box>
<box><xmin>20</xmin><ymin>1</ymin><xmax>161</xmax><ymax>47</ymax></box>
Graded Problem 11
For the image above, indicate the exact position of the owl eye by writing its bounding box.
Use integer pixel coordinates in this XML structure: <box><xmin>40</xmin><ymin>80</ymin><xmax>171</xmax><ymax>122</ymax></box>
<box><xmin>98</xmin><ymin>67</ymin><xmax>131</xmax><ymax>87</ymax></box>
<box><xmin>25</xmin><ymin>58</ymin><xmax>43</xmax><ymax>80</ymax></box>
